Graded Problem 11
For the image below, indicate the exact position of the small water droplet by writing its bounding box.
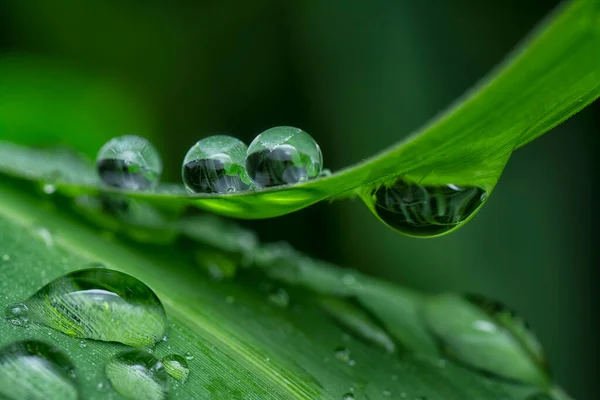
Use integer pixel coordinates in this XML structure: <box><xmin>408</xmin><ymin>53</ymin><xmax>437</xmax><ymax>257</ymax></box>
<box><xmin>43</xmin><ymin>183</ymin><xmax>57</xmax><ymax>195</ymax></box>
<box><xmin>105</xmin><ymin>349</ymin><xmax>168</xmax><ymax>400</ymax></box>
<box><xmin>422</xmin><ymin>293</ymin><xmax>548</xmax><ymax>386</ymax></box>
<box><xmin>79</xmin><ymin>340</ymin><xmax>88</xmax><ymax>349</ymax></box>
<box><xmin>265</xmin><ymin>357</ymin><xmax>270</xmax><ymax>362</ymax></box>
<box><xmin>369</xmin><ymin>178</ymin><xmax>488</xmax><ymax>237</ymax></box>
<box><xmin>383</xmin><ymin>389</ymin><xmax>391</xmax><ymax>396</ymax></box>
<box><xmin>267</xmin><ymin>288</ymin><xmax>290</xmax><ymax>308</ymax></box>
<box><xmin>96</xmin><ymin>135</ymin><xmax>162</xmax><ymax>190</ymax></box>
<box><xmin>0</xmin><ymin>340</ymin><xmax>79</xmax><ymax>400</ymax></box>
<box><xmin>4</xmin><ymin>303</ymin><xmax>29</xmax><ymax>326</ymax></box>
<box><xmin>162</xmin><ymin>354</ymin><xmax>189</xmax><ymax>382</ymax></box>
<box><xmin>12</xmin><ymin>268</ymin><xmax>167</xmax><ymax>347</ymax></box>
<box><xmin>183</xmin><ymin>352</ymin><xmax>194</xmax><ymax>361</ymax></box>
<box><xmin>246</xmin><ymin>126</ymin><xmax>323</xmax><ymax>187</ymax></box>
<box><xmin>348</xmin><ymin>359</ymin><xmax>356</xmax><ymax>367</ymax></box>
<box><xmin>96</xmin><ymin>382</ymin><xmax>107</xmax><ymax>391</ymax></box>
<box><xmin>182</xmin><ymin>135</ymin><xmax>252</xmax><ymax>193</ymax></box>
<box><xmin>342</xmin><ymin>393</ymin><xmax>355</xmax><ymax>400</ymax></box>
<box><xmin>31</xmin><ymin>225</ymin><xmax>54</xmax><ymax>247</ymax></box>
<box><xmin>334</xmin><ymin>346</ymin><xmax>351</xmax><ymax>363</ymax></box>
<box><xmin>2</xmin><ymin>254</ymin><xmax>10</xmax><ymax>262</ymax></box>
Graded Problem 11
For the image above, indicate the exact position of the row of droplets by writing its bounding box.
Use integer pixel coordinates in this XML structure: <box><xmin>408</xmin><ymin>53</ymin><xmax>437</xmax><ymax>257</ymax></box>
<box><xmin>96</xmin><ymin>126</ymin><xmax>324</xmax><ymax>194</ymax></box>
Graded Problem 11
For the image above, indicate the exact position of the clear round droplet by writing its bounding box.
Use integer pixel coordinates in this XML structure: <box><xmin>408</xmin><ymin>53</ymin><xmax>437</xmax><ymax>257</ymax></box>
<box><xmin>106</xmin><ymin>349</ymin><xmax>168</xmax><ymax>400</ymax></box>
<box><xmin>43</xmin><ymin>183</ymin><xmax>57</xmax><ymax>195</ymax></box>
<box><xmin>2</xmin><ymin>254</ymin><xmax>10</xmax><ymax>262</ymax></box>
<box><xmin>0</xmin><ymin>340</ymin><xmax>79</xmax><ymax>400</ymax></box>
<box><xmin>162</xmin><ymin>354</ymin><xmax>189</xmax><ymax>382</ymax></box>
<box><xmin>245</xmin><ymin>126</ymin><xmax>323</xmax><ymax>187</ymax></box>
<box><xmin>333</xmin><ymin>346</ymin><xmax>351</xmax><ymax>363</ymax></box>
<box><xmin>182</xmin><ymin>135</ymin><xmax>252</xmax><ymax>194</ymax></box>
<box><xmin>15</xmin><ymin>268</ymin><xmax>167</xmax><ymax>347</ymax></box>
<box><xmin>369</xmin><ymin>178</ymin><xmax>487</xmax><ymax>237</ymax></box>
<box><xmin>421</xmin><ymin>293</ymin><xmax>548</xmax><ymax>386</ymax></box>
<box><xmin>4</xmin><ymin>303</ymin><xmax>29</xmax><ymax>326</ymax></box>
<box><xmin>183</xmin><ymin>352</ymin><xmax>194</xmax><ymax>361</ymax></box>
<box><xmin>267</xmin><ymin>288</ymin><xmax>290</xmax><ymax>308</ymax></box>
<box><xmin>96</xmin><ymin>135</ymin><xmax>162</xmax><ymax>190</ymax></box>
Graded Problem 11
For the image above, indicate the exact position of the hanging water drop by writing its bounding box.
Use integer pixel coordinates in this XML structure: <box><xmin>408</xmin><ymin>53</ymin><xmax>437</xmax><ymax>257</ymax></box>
<box><xmin>96</xmin><ymin>135</ymin><xmax>162</xmax><ymax>190</ymax></box>
<box><xmin>182</xmin><ymin>135</ymin><xmax>252</xmax><ymax>193</ymax></box>
<box><xmin>369</xmin><ymin>178</ymin><xmax>488</xmax><ymax>237</ymax></box>
<box><xmin>245</xmin><ymin>126</ymin><xmax>323</xmax><ymax>187</ymax></box>
<box><xmin>105</xmin><ymin>349</ymin><xmax>168</xmax><ymax>400</ymax></box>
<box><xmin>421</xmin><ymin>293</ymin><xmax>548</xmax><ymax>386</ymax></box>
<box><xmin>0</xmin><ymin>340</ymin><xmax>79</xmax><ymax>400</ymax></box>
<box><xmin>162</xmin><ymin>354</ymin><xmax>190</xmax><ymax>382</ymax></box>
<box><xmin>13</xmin><ymin>268</ymin><xmax>167</xmax><ymax>347</ymax></box>
<box><xmin>4</xmin><ymin>303</ymin><xmax>29</xmax><ymax>326</ymax></box>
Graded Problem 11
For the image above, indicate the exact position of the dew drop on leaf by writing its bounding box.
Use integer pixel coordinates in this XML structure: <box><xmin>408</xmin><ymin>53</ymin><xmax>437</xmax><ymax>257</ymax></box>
<box><xmin>267</xmin><ymin>288</ymin><xmax>290</xmax><ymax>308</ymax></box>
<box><xmin>421</xmin><ymin>293</ymin><xmax>548</xmax><ymax>386</ymax></box>
<box><xmin>369</xmin><ymin>179</ymin><xmax>488</xmax><ymax>237</ymax></box>
<box><xmin>96</xmin><ymin>135</ymin><xmax>162</xmax><ymax>190</ymax></box>
<box><xmin>182</xmin><ymin>135</ymin><xmax>252</xmax><ymax>194</ymax></box>
<box><xmin>162</xmin><ymin>354</ymin><xmax>189</xmax><ymax>382</ymax></box>
<box><xmin>183</xmin><ymin>352</ymin><xmax>194</xmax><ymax>361</ymax></box>
<box><xmin>342</xmin><ymin>393</ymin><xmax>356</xmax><ymax>400</ymax></box>
<box><xmin>105</xmin><ymin>349</ymin><xmax>168</xmax><ymax>400</ymax></box>
<box><xmin>4</xmin><ymin>302</ymin><xmax>29</xmax><ymax>326</ymax></box>
<box><xmin>0</xmin><ymin>340</ymin><xmax>79</xmax><ymax>400</ymax></box>
<box><xmin>333</xmin><ymin>346</ymin><xmax>351</xmax><ymax>363</ymax></box>
<box><xmin>245</xmin><ymin>126</ymin><xmax>323</xmax><ymax>187</ymax></box>
<box><xmin>13</xmin><ymin>268</ymin><xmax>167</xmax><ymax>347</ymax></box>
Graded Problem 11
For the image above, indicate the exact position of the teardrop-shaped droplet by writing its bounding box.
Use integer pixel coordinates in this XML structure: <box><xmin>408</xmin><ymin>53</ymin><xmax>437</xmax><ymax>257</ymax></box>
<box><xmin>96</xmin><ymin>135</ymin><xmax>162</xmax><ymax>190</ymax></box>
<box><xmin>246</xmin><ymin>126</ymin><xmax>323</xmax><ymax>187</ymax></box>
<box><xmin>0</xmin><ymin>340</ymin><xmax>79</xmax><ymax>400</ymax></box>
<box><xmin>162</xmin><ymin>354</ymin><xmax>189</xmax><ymax>382</ymax></box>
<box><xmin>106</xmin><ymin>349</ymin><xmax>168</xmax><ymax>400</ymax></box>
<box><xmin>421</xmin><ymin>293</ymin><xmax>548</xmax><ymax>386</ymax></box>
<box><xmin>182</xmin><ymin>135</ymin><xmax>252</xmax><ymax>193</ymax></box>
<box><xmin>17</xmin><ymin>268</ymin><xmax>167</xmax><ymax>347</ymax></box>
<box><xmin>319</xmin><ymin>297</ymin><xmax>396</xmax><ymax>353</ymax></box>
<box><xmin>4</xmin><ymin>302</ymin><xmax>29</xmax><ymax>326</ymax></box>
<box><xmin>369</xmin><ymin>179</ymin><xmax>487</xmax><ymax>237</ymax></box>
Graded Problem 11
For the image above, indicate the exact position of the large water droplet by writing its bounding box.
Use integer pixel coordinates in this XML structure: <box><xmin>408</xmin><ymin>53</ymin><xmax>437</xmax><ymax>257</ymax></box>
<box><xmin>319</xmin><ymin>297</ymin><xmax>396</xmax><ymax>353</ymax></box>
<box><xmin>182</xmin><ymin>135</ymin><xmax>252</xmax><ymax>193</ymax></box>
<box><xmin>15</xmin><ymin>268</ymin><xmax>167</xmax><ymax>347</ymax></box>
<box><xmin>96</xmin><ymin>135</ymin><xmax>162</xmax><ymax>190</ymax></box>
<box><xmin>245</xmin><ymin>126</ymin><xmax>323</xmax><ymax>187</ymax></box>
<box><xmin>5</xmin><ymin>303</ymin><xmax>29</xmax><ymax>326</ymax></box>
<box><xmin>0</xmin><ymin>340</ymin><xmax>79</xmax><ymax>400</ymax></box>
<box><xmin>106</xmin><ymin>349</ymin><xmax>168</xmax><ymax>400</ymax></box>
<box><xmin>421</xmin><ymin>293</ymin><xmax>548</xmax><ymax>386</ymax></box>
<box><xmin>369</xmin><ymin>179</ymin><xmax>487</xmax><ymax>237</ymax></box>
<box><xmin>162</xmin><ymin>354</ymin><xmax>189</xmax><ymax>382</ymax></box>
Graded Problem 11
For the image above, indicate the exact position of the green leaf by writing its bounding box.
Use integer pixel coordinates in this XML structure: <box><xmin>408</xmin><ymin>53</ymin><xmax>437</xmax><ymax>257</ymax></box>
<box><xmin>0</xmin><ymin>0</ymin><xmax>598</xmax><ymax>233</ymax></box>
<box><xmin>0</xmin><ymin>178</ymin><xmax>558</xmax><ymax>399</ymax></box>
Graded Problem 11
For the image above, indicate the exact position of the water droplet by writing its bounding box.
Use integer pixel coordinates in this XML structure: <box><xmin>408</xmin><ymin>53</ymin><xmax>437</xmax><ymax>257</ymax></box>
<box><xmin>319</xmin><ymin>297</ymin><xmax>396</xmax><ymax>353</ymax></box>
<box><xmin>245</xmin><ymin>126</ymin><xmax>323</xmax><ymax>187</ymax></box>
<box><xmin>369</xmin><ymin>178</ymin><xmax>487</xmax><ymax>237</ymax></box>
<box><xmin>334</xmin><ymin>346</ymin><xmax>351</xmax><ymax>363</ymax></box>
<box><xmin>87</xmin><ymin>262</ymin><xmax>107</xmax><ymax>269</ymax></box>
<box><xmin>267</xmin><ymin>288</ymin><xmax>290</xmax><ymax>308</ymax></box>
<box><xmin>105</xmin><ymin>349</ymin><xmax>168</xmax><ymax>400</ymax></box>
<box><xmin>422</xmin><ymin>293</ymin><xmax>548</xmax><ymax>386</ymax></box>
<box><xmin>2</xmin><ymin>254</ymin><xmax>10</xmax><ymax>262</ymax></box>
<box><xmin>194</xmin><ymin>250</ymin><xmax>237</xmax><ymax>281</ymax></box>
<box><xmin>31</xmin><ymin>225</ymin><xmax>54</xmax><ymax>247</ymax></box>
<box><xmin>14</xmin><ymin>268</ymin><xmax>167</xmax><ymax>347</ymax></box>
<box><xmin>342</xmin><ymin>393</ymin><xmax>355</xmax><ymax>400</ymax></box>
<box><xmin>383</xmin><ymin>389</ymin><xmax>391</xmax><ymax>396</ymax></box>
<box><xmin>79</xmin><ymin>340</ymin><xmax>88</xmax><ymax>349</ymax></box>
<box><xmin>96</xmin><ymin>135</ymin><xmax>162</xmax><ymax>190</ymax></box>
<box><xmin>43</xmin><ymin>183</ymin><xmax>57</xmax><ymax>195</ymax></box>
<box><xmin>5</xmin><ymin>303</ymin><xmax>29</xmax><ymax>326</ymax></box>
<box><xmin>162</xmin><ymin>354</ymin><xmax>189</xmax><ymax>382</ymax></box>
<box><xmin>182</xmin><ymin>135</ymin><xmax>252</xmax><ymax>193</ymax></box>
<box><xmin>183</xmin><ymin>352</ymin><xmax>194</xmax><ymax>361</ymax></box>
<box><xmin>0</xmin><ymin>340</ymin><xmax>79</xmax><ymax>400</ymax></box>
<box><xmin>348</xmin><ymin>359</ymin><xmax>356</xmax><ymax>367</ymax></box>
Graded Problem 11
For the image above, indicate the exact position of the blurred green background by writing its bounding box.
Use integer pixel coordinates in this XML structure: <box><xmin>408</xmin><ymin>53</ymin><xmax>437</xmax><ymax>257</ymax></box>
<box><xmin>0</xmin><ymin>0</ymin><xmax>596</xmax><ymax>398</ymax></box>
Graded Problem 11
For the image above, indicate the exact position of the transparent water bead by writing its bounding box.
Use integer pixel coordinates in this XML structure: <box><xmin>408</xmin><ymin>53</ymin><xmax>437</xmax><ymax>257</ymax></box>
<box><xmin>96</xmin><ymin>135</ymin><xmax>162</xmax><ymax>190</ymax></box>
<box><xmin>14</xmin><ymin>268</ymin><xmax>167</xmax><ymax>347</ymax></box>
<box><xmin>5</xmin><ymin>302</ymin><xmax>29</xmax><ymax>326</ymax></box>
<box><xmin>421</xmin><ymin>293</ymin><xmax>548</xmax><ymax>386</ymax></box>
<box><xmin>0</xmin><ymin>340</ymin><xmax>79</xmax><ymax>400</ymax></box>
<box><xmin>162</xmin><ymin>354</ymin><xmax>190</xmax><ymax>381</ymax></box>
<box><xmin>370</xmin><ymin>179</ymin><xmax>487</xmax><ymax>237</ymax></box>
<box><xmin>245</xmin><ymin>126</ymin><xmax>323</xmax><ymax>187</ymax></box>
<box><xmin>182</xmin><ymin>135</ymin><xmax>252</xmax><ymax>193</ymax></box>
<box><xmin>106</xmin><ymin>349</ymin><xmax>168</xmax><ymax>400</ymax></box>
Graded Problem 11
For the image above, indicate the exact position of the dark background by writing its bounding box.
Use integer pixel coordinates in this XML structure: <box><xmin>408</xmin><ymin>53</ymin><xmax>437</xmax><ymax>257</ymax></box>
<box><xmin>0</xmin><ymin>1</ymin><xmax>597</xmax><ymax>398</ymax></box>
